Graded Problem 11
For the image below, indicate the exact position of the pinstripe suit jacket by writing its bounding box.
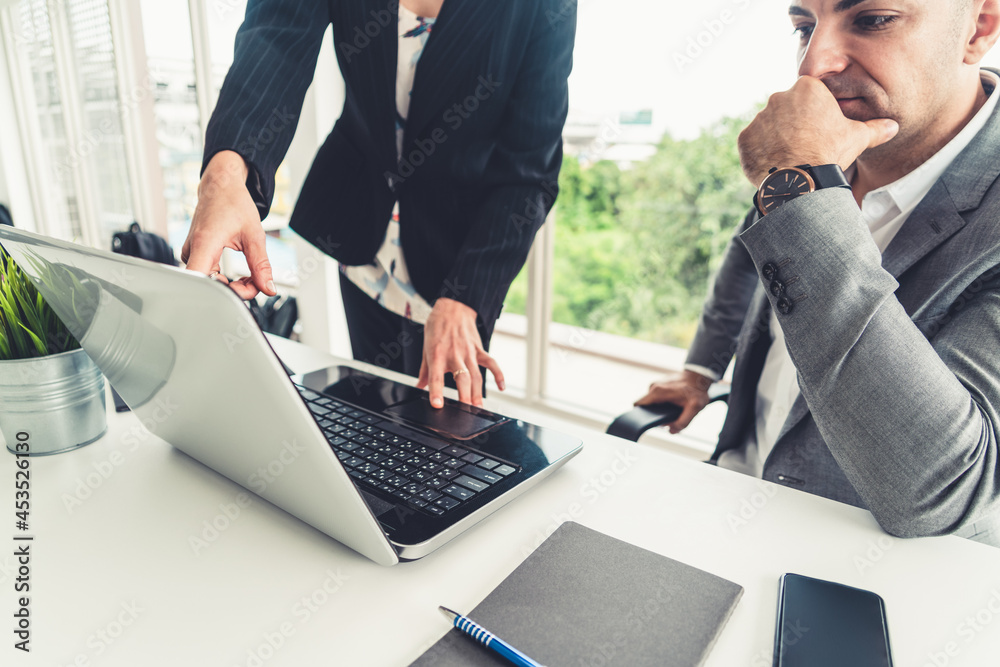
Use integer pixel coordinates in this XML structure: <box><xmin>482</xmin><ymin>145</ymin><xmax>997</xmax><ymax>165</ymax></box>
<box><xmin>687</xmin><ymin>74</ymin><xmax>1000</xmax><ymax>546</ymax></box>
<box><xmin>202</xmin><ymin>0</ymin><xmax>576</xmax><ymax>334</ymax></box>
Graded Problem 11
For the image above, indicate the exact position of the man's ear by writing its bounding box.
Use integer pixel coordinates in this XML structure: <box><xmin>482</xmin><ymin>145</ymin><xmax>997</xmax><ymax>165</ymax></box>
<box><xmin>965</xmin><ymin>0</ymin><xmax>1000</xmax><ymax>64</ymax></box>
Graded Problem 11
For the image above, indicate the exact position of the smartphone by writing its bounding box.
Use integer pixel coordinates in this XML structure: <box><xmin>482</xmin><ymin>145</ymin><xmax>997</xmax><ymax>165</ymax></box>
<box><xmin>773</xmin><ymin>573</ymin><xmax>893</xmax><ymax>667</ymax></box>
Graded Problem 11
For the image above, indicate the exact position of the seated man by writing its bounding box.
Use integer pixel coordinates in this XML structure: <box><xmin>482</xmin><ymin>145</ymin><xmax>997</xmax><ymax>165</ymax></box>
<box><xmin>636</xmin><ymin>0</ymin><xmax>1000</xmax><ymax>546</ymax></box>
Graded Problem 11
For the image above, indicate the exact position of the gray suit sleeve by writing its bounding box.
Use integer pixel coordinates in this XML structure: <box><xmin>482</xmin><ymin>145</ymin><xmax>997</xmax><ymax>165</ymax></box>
<box><xmin>685</xmin><ymin>208</ymin><xmax>763</xmax><ymax>379</ymax></box>
<box><xmin>739</xmin><ymin>187</ymin><xmax>1000</xmax><ymax>537</ymax></box>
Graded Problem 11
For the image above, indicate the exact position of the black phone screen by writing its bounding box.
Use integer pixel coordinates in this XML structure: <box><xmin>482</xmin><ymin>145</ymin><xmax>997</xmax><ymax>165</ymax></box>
<box><xmin>774</xmin><ymin>573</ymin><xmax>893</xmax><ymax>667</ymax></box>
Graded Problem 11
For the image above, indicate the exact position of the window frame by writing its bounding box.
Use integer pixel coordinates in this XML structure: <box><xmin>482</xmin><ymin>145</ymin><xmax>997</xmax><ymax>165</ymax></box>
<box><xmin>0</xmin><ymin>0</ymin><xmax>168</xmax><ymax>242</ymax></box>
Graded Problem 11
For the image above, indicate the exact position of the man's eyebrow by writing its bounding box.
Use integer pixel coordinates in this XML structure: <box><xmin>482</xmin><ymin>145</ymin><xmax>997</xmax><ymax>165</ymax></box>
<box><xmin>788</xmin><ymin>0</ymin><xmax>869</xmax><ymax>17</ymax></box>
<box><xmin>834</xmin><ymin>0</ymin><xmax>869</xmax><ymax>11</ymax></box>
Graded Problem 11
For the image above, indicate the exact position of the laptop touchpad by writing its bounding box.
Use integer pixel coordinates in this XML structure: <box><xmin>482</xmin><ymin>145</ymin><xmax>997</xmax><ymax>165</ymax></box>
<box><xmin>384</xmin><ymin>396</ymin><xmax>502</xmax><ymax>439</ymax></box>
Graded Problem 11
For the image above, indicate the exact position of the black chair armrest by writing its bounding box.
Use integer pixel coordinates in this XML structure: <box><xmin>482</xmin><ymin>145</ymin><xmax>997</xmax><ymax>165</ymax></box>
<box><xmin>606</xmin><ymin>385</ymin><xmax>730</xmax><ymax>442</ymax></box>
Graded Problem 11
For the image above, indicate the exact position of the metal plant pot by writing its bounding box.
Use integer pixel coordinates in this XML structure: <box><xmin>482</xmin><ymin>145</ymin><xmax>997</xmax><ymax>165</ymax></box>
<box><xmin>0</xmin><ymin>348</ymin><xmax>107</xmax><ymax>456</ymax></box>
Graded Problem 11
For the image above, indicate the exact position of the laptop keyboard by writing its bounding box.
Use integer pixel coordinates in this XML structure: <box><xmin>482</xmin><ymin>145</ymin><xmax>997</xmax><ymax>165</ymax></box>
<box><xmin>295</xmin><ymin>385</ymin><xmax>518</xmax><ymax>516</ymax></box>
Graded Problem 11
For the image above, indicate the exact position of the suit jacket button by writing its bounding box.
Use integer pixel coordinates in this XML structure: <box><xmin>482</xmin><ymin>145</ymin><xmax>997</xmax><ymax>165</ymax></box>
<box><xmin>762</xmin><ymin>262</ymin><xmax>778</xmax><ymax>280</ymax></box>
<box><xmin>769</xmin><ymin>279</ymin><xmax>785</xmax><ymax>297</ymax></box>
<box><xmin>776</xmin><ymin>297</ymin><xmax>793</xmax><ymax>315</ymax></box>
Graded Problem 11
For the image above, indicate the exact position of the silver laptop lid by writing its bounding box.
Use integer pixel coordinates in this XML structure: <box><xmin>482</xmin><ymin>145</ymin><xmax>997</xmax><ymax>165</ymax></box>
<box><xmin>0</xmin><ymin>226</ymin><xmax>399</xmax><ymax>566</ymax></box>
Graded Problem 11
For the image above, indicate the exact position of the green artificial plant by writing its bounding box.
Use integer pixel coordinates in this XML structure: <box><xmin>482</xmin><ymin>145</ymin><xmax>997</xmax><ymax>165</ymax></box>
<box><xmin>0</xmin><ymin>246</ymin><xmax>80</xmax><ymax>361</ymax></box>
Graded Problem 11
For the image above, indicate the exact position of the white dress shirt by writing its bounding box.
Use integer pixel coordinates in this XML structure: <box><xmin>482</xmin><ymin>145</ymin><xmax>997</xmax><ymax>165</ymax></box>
<box><xmin>715</xmin><ymin>70</ymin><xmax>999</xmax><ymax>477</ymax></box>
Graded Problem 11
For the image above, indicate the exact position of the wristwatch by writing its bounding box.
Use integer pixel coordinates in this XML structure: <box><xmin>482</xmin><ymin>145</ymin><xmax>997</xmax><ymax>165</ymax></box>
<box><xmin>754</xmin><ymin>164</ymin><xmax>851</xmax><ymax>216</ymax></box>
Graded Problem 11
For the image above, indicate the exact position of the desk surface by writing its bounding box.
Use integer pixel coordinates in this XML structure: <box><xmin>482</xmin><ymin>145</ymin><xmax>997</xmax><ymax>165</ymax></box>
<box><xmin>4</xmin><ymin>336</ymin><xmax>1000</xmax><ymax>667</ymax></box>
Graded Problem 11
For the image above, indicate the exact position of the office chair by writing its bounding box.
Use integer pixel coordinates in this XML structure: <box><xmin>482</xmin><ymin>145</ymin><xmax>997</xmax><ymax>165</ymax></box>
<box><xmin>606</xmin><ymin>384</ymin><xmax>729</xmax><ymax>442</ymax></box>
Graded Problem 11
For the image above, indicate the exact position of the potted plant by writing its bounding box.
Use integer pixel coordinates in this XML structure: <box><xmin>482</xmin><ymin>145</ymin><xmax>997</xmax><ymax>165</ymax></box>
<box><xmin>0</xmin><ymin>246</ymin><xmax>107</xmax><ymax>455</ymax></box>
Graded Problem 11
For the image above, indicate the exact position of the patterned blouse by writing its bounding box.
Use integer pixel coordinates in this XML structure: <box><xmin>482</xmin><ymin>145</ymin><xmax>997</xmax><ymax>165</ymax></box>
<box><xmin>340</xmin><ymin>4</ymin><xmax>436</xmax><ymax>323</ymax></box>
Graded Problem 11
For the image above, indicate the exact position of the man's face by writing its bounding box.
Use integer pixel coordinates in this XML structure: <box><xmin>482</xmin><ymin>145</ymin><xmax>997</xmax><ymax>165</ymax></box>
<box><xmin>789</xmin><ymin>0</ymin><xmax>972</xmax><ymax>152</ymax></box>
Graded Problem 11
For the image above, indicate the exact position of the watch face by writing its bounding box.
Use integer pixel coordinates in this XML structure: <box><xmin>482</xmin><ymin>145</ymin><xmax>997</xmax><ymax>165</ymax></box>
<box><xmin>758</xmin><ymin>168</ymin><xmax>815</xmax><ymax>214</ymax></box>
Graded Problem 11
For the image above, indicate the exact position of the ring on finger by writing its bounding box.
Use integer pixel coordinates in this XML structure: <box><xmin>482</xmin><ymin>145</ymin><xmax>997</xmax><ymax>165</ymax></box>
<box><xmin>452</xmin><ymin>368</ymin><xmax>469</xmax><ymax>377</ymax></box>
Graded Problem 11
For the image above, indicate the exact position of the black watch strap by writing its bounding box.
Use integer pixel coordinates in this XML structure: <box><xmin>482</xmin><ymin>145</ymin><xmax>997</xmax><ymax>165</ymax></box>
<box><xmin>801</xmin><ymin>164</ymin><xmax>851</xmax><ymax>190</ymax></box>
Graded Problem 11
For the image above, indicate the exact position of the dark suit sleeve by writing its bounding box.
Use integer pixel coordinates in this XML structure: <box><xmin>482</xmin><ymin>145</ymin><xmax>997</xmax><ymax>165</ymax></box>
<box><xmin>684</xmin><ymin>208</ymin><xmax>762</xmax><ymax>378</ymax></box>
<box><xmin>440</xmin><ymin>0</ymin><xmax>577</xmax><ymax>328</ymax></box>
<box><xmin>201</xmin><ymin>0</ymin><xmax>330</xmax><ymax>220</ymax></box>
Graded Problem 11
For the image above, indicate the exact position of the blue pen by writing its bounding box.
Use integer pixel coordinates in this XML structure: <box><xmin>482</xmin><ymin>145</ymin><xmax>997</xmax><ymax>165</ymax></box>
<box><xmin>438</xmin><ymin>606</ymin><xmax>546</xmax><ymax>667</ymax></box>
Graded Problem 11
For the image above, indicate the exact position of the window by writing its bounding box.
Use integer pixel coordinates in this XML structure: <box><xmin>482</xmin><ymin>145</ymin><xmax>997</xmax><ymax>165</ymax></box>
<box><xmin>2</xmin><ymin>0</ymin><xmax>156</xmax><ymax>245</ymax></box>
<box><xmin>496</xmin><ymin>2</ymin><xmax>795</xmax><ymax>435</ymax></box>
<box><xmin>139</xmin><ymin>0</ymin><xmax>201</xmax><ymax>248</ymax></box>
<box><xmin>65</xmin><ymin>0</ymin><xmax>134</xmax><ymax>240</ymax></box>
<box><xmin>8</xmin><ymin>0</ymin><xmax>89</xmax><ymax>241</ymax></box>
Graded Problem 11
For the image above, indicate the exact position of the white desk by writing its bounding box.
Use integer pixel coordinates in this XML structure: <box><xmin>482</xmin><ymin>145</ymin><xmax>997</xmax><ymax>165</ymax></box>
<box><xmin>4</xmin><ymin>337</ymin><xmax>1000</xmax><ymax>667</ymax></box>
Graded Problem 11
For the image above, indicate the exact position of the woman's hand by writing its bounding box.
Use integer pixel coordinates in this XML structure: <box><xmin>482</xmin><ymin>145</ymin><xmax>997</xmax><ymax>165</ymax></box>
<box><xmin>417</xmin><ymin>298</ymin><xmax>505</xmax><ymax>407</ymax></box>
<box><xmin>182</xmin><ymin>151</ymin><xmax>277</xmax><ymax>300</ymax></box>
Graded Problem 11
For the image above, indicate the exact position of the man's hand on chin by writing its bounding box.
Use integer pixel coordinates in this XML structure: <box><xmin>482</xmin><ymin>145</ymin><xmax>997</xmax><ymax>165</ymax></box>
<box><xmin>737</xmin><ymin>76</ymin><xmax>899</xmax><ymax>187</ymax></box>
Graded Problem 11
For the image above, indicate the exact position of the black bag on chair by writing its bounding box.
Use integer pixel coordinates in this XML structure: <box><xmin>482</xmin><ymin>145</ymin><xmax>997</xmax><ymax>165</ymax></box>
<box><xmin>112</xmin><ymin>222</ymin><xmax>178</xmax><ymax>266</ymax></box>
<box><xmin>249</xmin><ymin>294</ymin><xmax>298</xmax><ymax>339</ymax></box>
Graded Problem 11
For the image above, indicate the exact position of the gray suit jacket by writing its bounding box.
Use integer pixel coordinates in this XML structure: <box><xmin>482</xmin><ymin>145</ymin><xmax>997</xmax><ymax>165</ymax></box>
<box><xmin>687</xmin><ymin>83</ymin><xmax>1000</xmax><ymax>547</ymax></box>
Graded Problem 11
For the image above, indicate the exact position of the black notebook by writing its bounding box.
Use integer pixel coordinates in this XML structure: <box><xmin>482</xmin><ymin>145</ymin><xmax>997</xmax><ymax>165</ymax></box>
<box><xmin>411</xmin><ymin>522</ymin><xmax>743</xmax><ymax>667</ymax></box>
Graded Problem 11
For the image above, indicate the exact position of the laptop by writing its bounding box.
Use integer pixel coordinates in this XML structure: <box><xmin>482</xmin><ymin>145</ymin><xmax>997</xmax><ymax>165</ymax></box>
<box><xmin>0</xmin><ymin>226</ymin><xmax>582</xmax><ymax>565</ymax></box>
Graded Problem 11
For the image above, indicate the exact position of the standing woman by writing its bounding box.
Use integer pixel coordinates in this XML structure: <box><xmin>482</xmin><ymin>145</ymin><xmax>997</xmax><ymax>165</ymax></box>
<box><xmin>182</xmin><ymin>0</ymin><xmax>576</xmax><ymax>408</ymax></box>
